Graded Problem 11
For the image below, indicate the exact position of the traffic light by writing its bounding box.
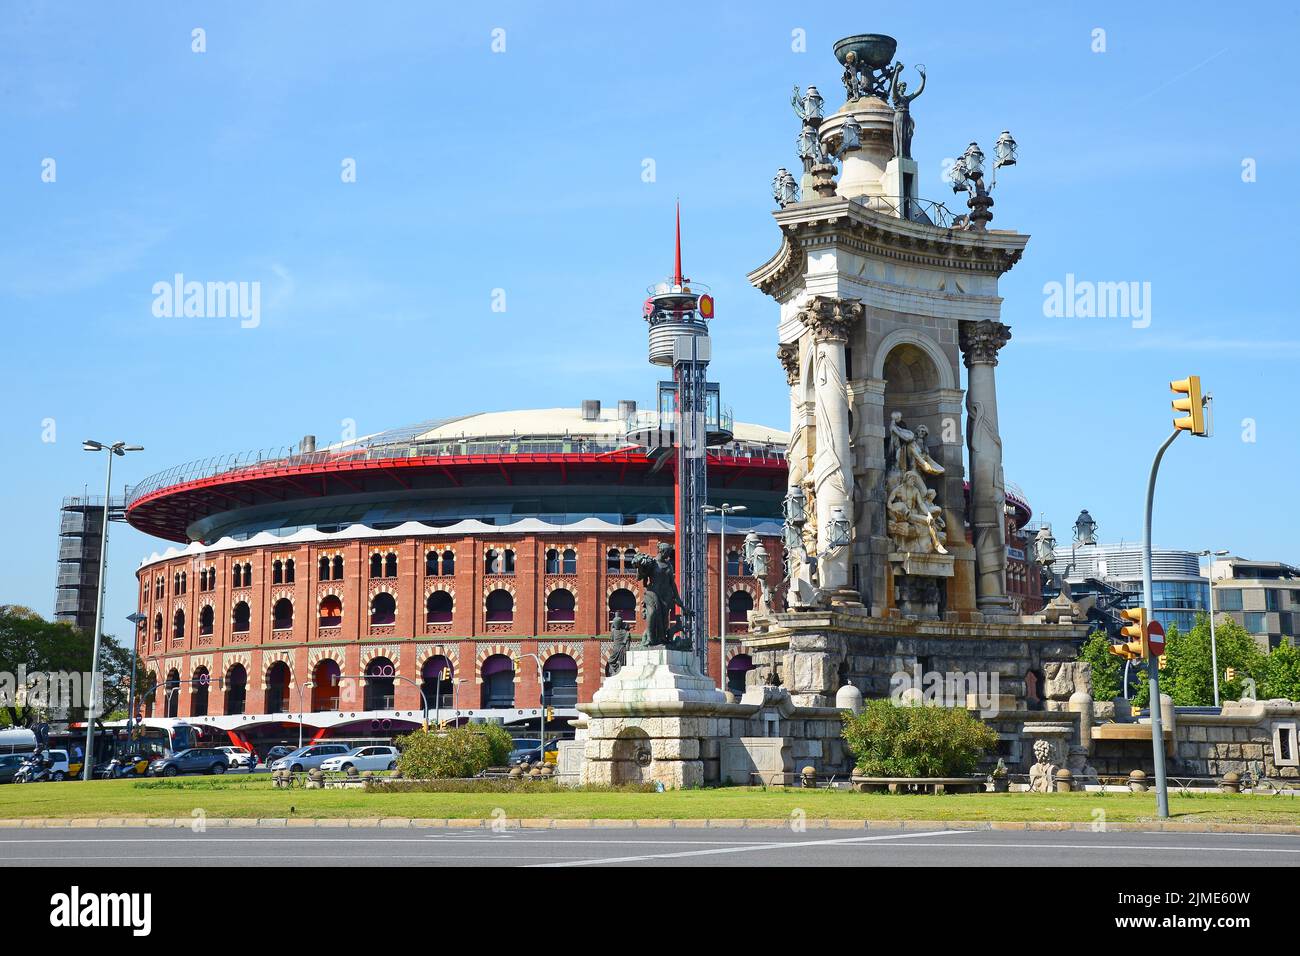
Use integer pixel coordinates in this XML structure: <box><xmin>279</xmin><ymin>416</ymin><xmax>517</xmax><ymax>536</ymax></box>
<box><xmin>1170</xmin><ymin>375</ymin><xmax>1207</xmax><ymax>436</ymax></box>
<box><xmin>545</xmin><ymin>706</ymin><xmax>555</xmax><ymax>722</ymax></box>
<box><xmin>1224</xmin><ymin>667</ymin><xmax>1237</xmax><ymax>683</ymax></box>
<box><xmin>1157</xmin><ymin>654</ymin><xmax>1167</xmax><ymax>670</ymax></box>
<box><xmin>1109</xmin><ymin>607</ymin><xmax>1148</xmax><ymax>660</ymax></box>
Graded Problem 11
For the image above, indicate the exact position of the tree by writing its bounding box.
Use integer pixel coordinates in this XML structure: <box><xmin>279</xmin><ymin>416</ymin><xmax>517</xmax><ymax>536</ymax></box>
<box><xmin>1260</xmin><ymin>640</ymin><xmax>1300</xmax><ymax>701</ymax></box>
<box><xmin>1134</xmin><ymin>614</ymin><xmax>1267</xmax><ymax>708</ymax></box>
<box><xmin>1077</xmin><ymin>628</ymin><xmax>1123</xmax><ymax>703</ymax></box>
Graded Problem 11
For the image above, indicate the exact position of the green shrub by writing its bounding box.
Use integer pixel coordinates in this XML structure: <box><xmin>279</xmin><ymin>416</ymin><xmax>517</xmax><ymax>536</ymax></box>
<box><xmin>394</xmin><ymin>723</ymin><xmax>517</xmax><ymax>779</ymax></box>
<box><xmin>841</xmin><ymin>698</ymin><xmax>998</xmax><ymax>778</ymax></box>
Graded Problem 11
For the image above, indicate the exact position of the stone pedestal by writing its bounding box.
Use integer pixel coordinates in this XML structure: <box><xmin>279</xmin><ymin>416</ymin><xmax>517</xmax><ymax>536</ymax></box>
<box><xmin>579</xmin><ymin>647</ymin><xmax>727</xmax><ymax>789</ymax></box>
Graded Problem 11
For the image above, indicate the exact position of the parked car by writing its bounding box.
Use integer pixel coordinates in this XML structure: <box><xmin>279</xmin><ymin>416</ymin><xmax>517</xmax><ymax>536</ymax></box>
<box><xmin>269</xmin><ymin>744</ymin><xmax>351</xmax><ymax>773</ymax></box>
<box><xmin>218</xmin><ymin>746</ymin><xmax>256</xmax><ymax>769</ymax></box>
<box><xmin>508</xmin><ymin>739</ymin><xmax>558</xmax><ymax>766</ymax></box>
<box><xmin>0</xmin><ymin>753</ymin><xmax>30</xmax><ymax>784</ymax></box>
<box><xmin>320</xmin><ymin>746</ymin><xmax>400</xmax><ymax>774</ymax></box>
<box><xmin>264</xmin><ymin>746</ymin><xmax>295</xmax><ymax>765</ymax></box>
<box><xmin>148</xmin><ymin>748</ymin><xmax>230</xmax><ymax>777</ymax></box>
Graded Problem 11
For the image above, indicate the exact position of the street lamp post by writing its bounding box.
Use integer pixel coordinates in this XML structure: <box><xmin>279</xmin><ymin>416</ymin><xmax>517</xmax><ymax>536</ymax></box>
<box><xmin>703</xmin><ymin>503</ymin><xmax>746</xmax><ymax>691</ymax></box>
<box><xmin>81</xmin><ymin>440</ymin><xmax>143</xmax><ymax>780</ymax></box>
<box><xmin>124</xmin><ymin>612</ymin><xmax>146</xmax><ymax>740</ymax></box>
<box><xmin>1198</xmin><ymin>549</ymin><xmax>1231</xmax><ymax>707</ymax></box>
<box><xmin>519</xmin><ymin>653</ymin><xmax>546</xmax><ymax>760</ymax></box>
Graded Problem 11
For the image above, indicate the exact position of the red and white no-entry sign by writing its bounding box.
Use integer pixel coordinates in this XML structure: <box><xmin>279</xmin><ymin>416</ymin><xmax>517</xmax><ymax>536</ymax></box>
<box><xmin>1146</xmin><ymin>620</ymin><xmax>1166</xmax><ymax>658</ymax></box>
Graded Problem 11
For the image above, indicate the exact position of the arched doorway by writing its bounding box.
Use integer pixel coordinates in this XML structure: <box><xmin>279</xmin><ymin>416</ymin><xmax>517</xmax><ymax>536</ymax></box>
<box><xmin>480</xmin><ymin>655</ymin><xmax>514</xmax><ymax>708</ymax></box>
<box><xmin>542</xmin><ymin>654</ymin><xmax>578</xmax><ymax>708</ymax></box>
<box><xmin>143</xmin><ymin>671</ymin><xmax>157</xmax><ymax>717</ymax></box>
<box><xmin>164</xmin><ymin>668</ymin><xmax>180</xmax><ymax>718</ymax></box>
<box><xmin>190</xmin><ymin>667</ymin><xmax>209</xmax><ymax>717</ymax></box>
<box><xmin>264</xmin><ymin>661</ymin><xmax>291</xmax><ymax>712</ymax></box>
<box><xmin>224</xmin><ymin>664</ymin><xmax>247</xmax><ymax>716</ymax></box>
<box><xmin>364</xmin><ymin>657</ymin><xmax>395</xmax><ymax>710</ymax></box>
<box><xmin>727</xmin><ymin>590</ymin><xmax>754</xmax><ymax>630</ymax></box>
<box><xmin>727</xmin><ymin>654</ymin><xmax>755</xmax><ymax>698</ymax></box>
<box><xmin>312</xmin><ymin>659</ymin><xmax>341</xmax><ymax>711</ymax></box>
<box><xmin>422</xmin><ymin>656</ymin><xmax>453</xmax><ymax>709</ymax></box>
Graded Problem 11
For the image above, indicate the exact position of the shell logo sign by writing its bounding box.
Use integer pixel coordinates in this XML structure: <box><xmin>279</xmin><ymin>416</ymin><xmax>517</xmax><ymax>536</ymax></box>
<box><xmin>698</xmin><ymin>294</ymin><xmax>715</xmax><ymax>319</ymax></box>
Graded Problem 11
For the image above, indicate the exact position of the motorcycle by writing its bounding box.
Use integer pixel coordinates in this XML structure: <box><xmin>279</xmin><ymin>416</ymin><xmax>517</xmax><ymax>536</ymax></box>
<box><xmin>13</xmin><ymin>753</ymin><xmax>52</xmax><ymax>785</ymax></box>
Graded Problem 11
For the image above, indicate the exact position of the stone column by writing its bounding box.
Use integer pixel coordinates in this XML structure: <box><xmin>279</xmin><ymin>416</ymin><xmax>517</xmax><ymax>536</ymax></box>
<box><xmin>798</xmin><ymin>296</ymin><xmax>860</xmax><ymax>601</ymax></box>
<box><xmin>959</xmin><ymin>320</ymin><xmax>1013</xmax><ymax>616</ymax></box>
<box><xmin>777</xmin><ymin>342</ymin><xmax>811</xmax><ymax>608</ymax></box>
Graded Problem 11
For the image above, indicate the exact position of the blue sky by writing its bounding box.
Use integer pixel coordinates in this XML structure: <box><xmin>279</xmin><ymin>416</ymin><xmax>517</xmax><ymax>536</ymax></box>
<box><xmin>2</xmin><ymin>1</ymin><xmax>1297</xmax><ymax>639</ymax></box>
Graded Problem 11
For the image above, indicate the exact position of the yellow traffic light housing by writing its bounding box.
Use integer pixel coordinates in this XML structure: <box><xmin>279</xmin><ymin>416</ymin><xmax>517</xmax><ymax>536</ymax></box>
<box><xmin>1170</xmin><ymin>375</ymin><xmax>1206</xmax><ymax>436</ymax></box>
<box><xmin>1224</xmin><ymin>667</ymin><xmax>1237</xmax><ymax>683</ymax></box>
<box><xmin>1157</xmin><ymin>654</ymin><xmax>1167</xmax><ymax>670</ymax></box>
<box><xmin>1116</xmin><ymin>607</ymin><xmax>1148</xmax><ymax>659</ymax></box>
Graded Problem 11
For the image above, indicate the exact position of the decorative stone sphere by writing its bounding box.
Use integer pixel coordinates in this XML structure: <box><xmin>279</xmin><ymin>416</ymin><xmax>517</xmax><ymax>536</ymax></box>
<box><xmin>1220</xmin><ymin>771</ymin><xmax>1242</xmax><ymax>794</ymax></box>
<box><xmin>1054</xmin><ymin>768</ymin><xmax>1073</xmax><ymax>793</ymax></box>
<box><xmin>540</xmin><ymin>764</ymin><xmax>554</xmax><ymax>776</ymax></box>
<box><xmin>1128</xmin><ymin>769</ymin><xmax>1148</xmax><ymax>793</ymax></box>
<box><xmin>529</xmin><ymin>767</ymin><xmax>543</xmax><ymax>778</ymax></box>
<box><xmin>835</xmin><ymin>683</ymin><xmax>864</xmax><ymax>713</ymax></box>
<box><xmin>509</xmin><ymin>767</ymin><xmax>523</xmax><ymax>778</ymax></box>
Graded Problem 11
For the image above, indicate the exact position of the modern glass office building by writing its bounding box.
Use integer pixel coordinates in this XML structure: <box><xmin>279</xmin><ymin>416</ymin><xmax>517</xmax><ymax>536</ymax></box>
<box><xmin>1055</xmin><ymin>542</ymin><xmax>1210</xmax><ymax>634</ymax></box>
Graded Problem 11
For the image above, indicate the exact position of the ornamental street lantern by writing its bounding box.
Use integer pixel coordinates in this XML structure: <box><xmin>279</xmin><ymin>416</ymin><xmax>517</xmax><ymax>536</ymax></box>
<box><xmin>824</xmin><ymin>505</ymin><xmax>852</xmax><ymax>550</ymax></box>
<box><xmin>962</xmin><ymin>141</ymin><xmax>985</xmax><ymax>178</ymax></box>
<box><xmin>772</xmin><ymin>167</ymin><xmax>799</xmax><ymax>208</ymax></box>
<box><xmin>783</xmin><ymin>484</ymin><xmax>807</xmax><ymax>525</ymax></box>
<box><xmin>1073</xmin><ymin>509</ymin><xmax>1098</xmax><ymax>546</ymax></box>
<box><xmin>994</xmin><ymin>130</ymin><xmax>1018</xmax><ymax>168</ymax></box>
<box><xmin>1033</xmin><ymin>524</ymin><xmax>1057</xmax><ymax>568</ymax></box>
<box><xmin>837</xmin><ymin>114</ymin><xmax>862</xmax><ymax>157</ymax></box>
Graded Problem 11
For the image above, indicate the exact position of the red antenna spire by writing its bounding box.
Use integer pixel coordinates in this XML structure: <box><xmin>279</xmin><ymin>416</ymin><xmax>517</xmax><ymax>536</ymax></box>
<box><xmin>673</xmin><ymin>201</ymin><xmax>683</xmax><ymax>286</ymax></box>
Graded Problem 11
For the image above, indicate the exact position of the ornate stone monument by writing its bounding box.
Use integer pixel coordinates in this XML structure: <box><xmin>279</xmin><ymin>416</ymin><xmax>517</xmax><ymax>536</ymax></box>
<box><xmin>743</xmin><ymin>31</ymin><xmax>1089</xmax><ymax>712</ymax></box>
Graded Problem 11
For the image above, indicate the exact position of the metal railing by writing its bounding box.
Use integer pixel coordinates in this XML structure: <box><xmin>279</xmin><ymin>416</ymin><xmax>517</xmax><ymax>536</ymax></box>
<box><xmin>852</xmin><ymin>195</ymin><xmax>965</xmax><ymax>229</ymax></box>
<box><xmin>127</xmin><ymin>426</ymin><xmax>787</xmax><ymax>508</ymax></box>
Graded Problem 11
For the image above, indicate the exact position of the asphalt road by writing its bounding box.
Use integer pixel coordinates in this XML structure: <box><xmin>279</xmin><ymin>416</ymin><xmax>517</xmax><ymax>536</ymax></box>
<box><xmin>2</xmin><ymin>827</ymin><xmax>1299</xmax><ymax>866</ymax></box>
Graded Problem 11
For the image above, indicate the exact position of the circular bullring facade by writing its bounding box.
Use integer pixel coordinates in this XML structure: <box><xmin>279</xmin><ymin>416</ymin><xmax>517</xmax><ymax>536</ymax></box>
<box><xmin>128</xmin><ymin>403</ymin><xmax>788</xmax><ymax>746</ymax></box>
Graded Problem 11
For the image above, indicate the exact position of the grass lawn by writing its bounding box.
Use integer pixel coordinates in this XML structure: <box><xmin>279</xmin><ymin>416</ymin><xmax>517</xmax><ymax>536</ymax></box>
<box><xmin>2</xmin><ymin>777</ymin><xmax>1299</xmax><ymax>824</ymax></box>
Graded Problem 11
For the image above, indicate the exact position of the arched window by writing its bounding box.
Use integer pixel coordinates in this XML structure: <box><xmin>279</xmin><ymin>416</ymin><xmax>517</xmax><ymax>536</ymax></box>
<box><xmin>503</xmin><ymin>549</ymin><xmax>516</xmax><ymax>573</ymax></box>
<box><xmin>727</xmin><ymin>590</ymin><xmax>754</xmax><ymax>627</ymax></box>
<box><xmin>364</xmin><ymin>657</ymin><xmax>395</xmax><ymax>710</ymax></box>
<box><xmin>264</xmin><ymin>661</ymin><xmax>290</xmax><ymax>713</ymax></box>
<box><xmin>545</xmin><ymin>548</ymin><xmax>560</xmax><ymax>574</ymax></box>
<box><xmin>480</xmin><ymin>655</ymin><xmax>514</xmax><ymax>708</ymax></box>
<box><xmin>726</xmin><ymin>549</ymin><xmax>742</xmax><ymax>576</ymax></box>
<box><xmin>485</xmin><ymin>549</ymin><xmax>501</xmax><ymax>575</ymax></box>
<box><xmin>332</xmin><ymin>555</ymin><xmax>344</xmax><ymax>580</ymax></box>
<box><xmin>426</xmin><ymin>551</ymin><xmax>439</xmax><ymax>575</ymax></box>
<box><xmin>224</xmin><ymin>664</ymin><xmax>246</xmax><ymax>716</ymax></box>
<box><xmin>272</xmin><ymin>598</ymin><xmax>294</xmax><ymax>630</ymax></box>
<box><xmin>485</xmin><ymin>589</ymin><xmax>514</xmax><ymax>623</ymax></box>
<box><xmin>312</xmin><ymin>659</ymin><xmax>340</xmax><ymax>712</ymax></box>
<box><xmin>385</xmin><ymin>553</ymin><xmax>398</xmax><ymax>577</ymax></box>
<box><xmin>284</xmin><ymin>558</ymin><xmax>295</xmax><ymax>583</ymax></box>
<box><xmin>232</xmin><ymin>601</ymin><xmax>251</xmax><ymax>633</ymax></box>
<box><xmin>164</xmin><ymin>669</ymin><xmax>180</xmax><ymax>718</ymax></box>
<box><xmin>318</xmin><ymin>595</ymin><xmax>342</xmax><ymax>627</ymax></box>
<box><xmin>370</xmin><ymin>553</ymin><xmax>383</xmax><ymax>578</ymax></box>
<box><xmin>543</xmin><ymin>653</ymin><xmax>578</xmax><ymax>707</ymax></box>
<box><xmin>607</xmin><ymin>548</ymin><xmax>621</xmax><ymax>572</ymax></box>
<box><xmin>727</xmin><ymin>653</ymin><xmax>755</xmax><ymax>697</ymax></box>
<box><xmin>546</xmin><ymin>588</ymin><xmax>575</xmax><ymax>623</ymax></box>
<box><xmin>172</xmin><ymin>608</ymin><xmax>185</xmax><ymax>640</ymax></box>
<box><xmin>608</xmin><ymin>587</ymin><xmax>637</xmax><ymax>625</ymax></box>
<box><xmin>441</xmin><ymin>550</ymin><xmax>454</xmax><ymax>575</ymax></box>
<box><xmin>173</xmin><ymin>572</ymin><xmax>181</xmax><ymax>593</ymax></box>
<box><xmin>232</xmin><ymin>564</ymin><xmax>241</xmax><ymax>588</ymax></box>
<box><xmin>273</xmin><ymin>559</ymin><xmax>284</xmax><ymax>584</ymax></box>
<box><xmin>422</xmin><ymin>656</ymin><xmax>453</xmax><ymax>709</ymax></box>
<box><xmin>370</xmin><ymin>592</ymin><xmax>396</xmax><ymax>626</ymax></box>
<box><xmin>319</xmin><ymin>556</ymin><xmax>330</xmax><ymax>579</ymax></box>
<box><xmin>153</xmin><ymin>613</ymin><xmax>163</xmax><ymax>642</ymax></box>
<box><xmin>426</xmin><ymin>591</ymin><xmax>453</xmax><ymax>624</ymax></box>
<box><xmin>199</xmin><ymin>605</ymin><xmax>214</xmax><ymax>636</ymax></box>
<box><xmin>624</xmin><ymin>548</ymin><xmax>637</xmax><ymax>571</ymax></box>
<box><xmin>180</xmin><ymin>571</ymin><xmax>187</xmax><ymax>594</ymax></box>
<box><xmin>191</xmin><ymin>667</ymin><xmax>209</xmax><ymax>717</ymax></box>
<box><xmin>199</xmin><ymin>569</ymin><xmax>207</xmax><ymax>591</ymax></box>
<box><xmin>562</xmin><ymin>548</ymin><xmax>577</xmax><ymax>574</ymax></box>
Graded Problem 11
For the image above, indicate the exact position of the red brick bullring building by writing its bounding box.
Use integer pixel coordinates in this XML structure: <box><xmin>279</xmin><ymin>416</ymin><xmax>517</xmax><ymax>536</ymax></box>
<box><xmin>126</xmin><ymin>404</ymin><xmax>790</xmax><ymax>751</ymax></box>
<box><xmin>126</xmin><ymin>402</ymin><xmax>1039</xmax><ymax>752</ymax></box>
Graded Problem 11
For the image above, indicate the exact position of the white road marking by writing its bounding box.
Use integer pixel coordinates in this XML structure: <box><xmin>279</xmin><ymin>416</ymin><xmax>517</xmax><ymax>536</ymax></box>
<box><xmin>526</xmin><ymin>829</ymin><xmax>972</xmax><ymax>866</ymax></box>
